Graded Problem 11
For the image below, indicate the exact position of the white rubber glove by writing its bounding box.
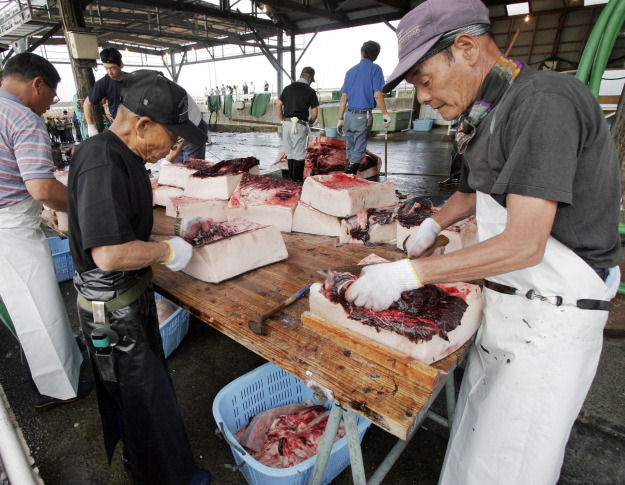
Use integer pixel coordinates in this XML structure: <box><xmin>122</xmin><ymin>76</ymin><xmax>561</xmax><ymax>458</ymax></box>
<box><xmin>87</xmin><ymin>124</ymin><xmax>99</xmax><ymax>138</ymax></box>
<box><xmin>405</xmin><ymin>217</ymin><xmax>441</xmax><ymax>257</ymax></box>
<box><xmin>383</xmin><ymin>114</ymin><xmax>392</xmax><ymax>130</ymax></box>
<box><xmin>337</xmin><ymin>119</ymin><xmax>344</xmax><ymax>136</ymax></box>
<box><xmin>162</xmin><ymin>237</ymin><xmax>192</xmax><ymax>271</ymax></box>
<box><xmin>345</xmin><ymin>259</ymin><xmax>423</xmax><ymax>312</ymax></box>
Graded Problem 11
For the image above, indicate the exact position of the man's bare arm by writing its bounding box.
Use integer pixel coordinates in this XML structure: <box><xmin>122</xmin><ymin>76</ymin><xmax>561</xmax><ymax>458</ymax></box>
<box><xmin>25</xmin><ymin>178</ymin><xmax>67</xmax><ymax>211</ymax></box>
<box><xmin>338</xmin><ymin>93</ymin><xmax>348</xmax><ymax>121</ymax></box>
<box><xmin>276</xmin><ymin>99</ymin><xmax>284</xmax><ymax>121</ymax></box>
<box><xmin>83</xmin><ymin>97</ymin><xmax>94</xmax><ymax>125</ymax></box>
<box><xmin>91</xmin><ymin>240</ymin><xmax>170</xmax><ymax>272</ymax></box>
<box><xmin>373</xmin><ymin>91</ymin><xmax>389</xmax><ymax>116</ymax></box>
<box><xmin>414</xmin><ymin>193</ymin><xmax>557</xmax><ymax>284</ymax></box>
<box><xmin>310</xmin><ymin>106</ymin><xmax>318</xmax><ymax>124</ymax></box>
<box><xmin>431</xmin><ymin>191</ymin><xmax>476</xmax><ymax>229</ymax></box>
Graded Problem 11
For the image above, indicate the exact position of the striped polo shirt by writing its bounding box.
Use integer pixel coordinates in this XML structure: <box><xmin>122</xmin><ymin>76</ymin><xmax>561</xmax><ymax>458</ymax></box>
<box><xmin>0</xmin><ymin>89</ymin><xmax>54</xmax><ymax>209</ymax></box>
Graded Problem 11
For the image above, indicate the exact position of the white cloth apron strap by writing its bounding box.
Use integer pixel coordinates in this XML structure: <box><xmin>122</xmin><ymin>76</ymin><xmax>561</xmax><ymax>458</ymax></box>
<box><xmin>439</xmin><ymin>192</ymin><xmax>609</xmax><ymax>485</ymax></box>
<box><xmin>0</xmin><ymin>197</ymin><xmax>81</xmax><ymax>399</ymax></box>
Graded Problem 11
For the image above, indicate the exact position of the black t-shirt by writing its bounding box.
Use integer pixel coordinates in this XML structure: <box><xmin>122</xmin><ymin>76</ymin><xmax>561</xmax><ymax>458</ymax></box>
<box><xmin>459</xmin><ymin>67</ymin><xmax>622</xmax><ymax>269</ymax></box>
<box><xmin>279</xmin><ymin>81</ymin><xmax>319</xmax><ymax>121</ymax></box>
<box><xmin>88</xmin><ymin>74</ymin><xmax>124</xmax><ymax>119</ymax></box>
<box><xmin>68</xmin><ymin>130</ymin><xmax>153</xmax><ymax>273</ymax></box>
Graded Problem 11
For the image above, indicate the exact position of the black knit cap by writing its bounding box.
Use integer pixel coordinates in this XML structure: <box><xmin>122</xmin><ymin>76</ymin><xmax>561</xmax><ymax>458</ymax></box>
<box><xmin>120</xmin><ymin>70</ymin><xmax>207</xmax><ymax>146</ymax></box>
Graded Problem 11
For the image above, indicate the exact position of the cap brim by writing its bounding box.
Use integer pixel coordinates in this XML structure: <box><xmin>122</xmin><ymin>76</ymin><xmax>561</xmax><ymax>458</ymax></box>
<box><xmin>382</xmin><ymin>35</ymin><xmax>441</xmax><ymax>93</ymax></box>
<box><xmin>163</xmin><ymin>120</ymin><xmax>207</xmax><ymax>146</ymax></box>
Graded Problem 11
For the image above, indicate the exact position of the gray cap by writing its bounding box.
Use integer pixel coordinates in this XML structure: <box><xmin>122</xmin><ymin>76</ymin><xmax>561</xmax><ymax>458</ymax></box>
<box><xmin>383</xmin><ymin>0</ymin><xmax>491</xmax><ymax>92</ymax></box>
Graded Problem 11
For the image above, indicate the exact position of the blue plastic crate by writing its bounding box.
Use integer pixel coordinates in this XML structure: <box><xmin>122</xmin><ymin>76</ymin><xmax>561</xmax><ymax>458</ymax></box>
<box><xmin>412</xmin><ymin>118</ymin><xmax>434</xmax><ymax>132</ymax></box>
<box><xmin>213</xmin><ymin>362</ymin><xmax>371</xmax><ymax>485</ymax></box>
<box><xmin>155</xmin><ymin>293</ymin><xmax>189</xmax><ymax>358</ymax></box>
<box><xmin>48</xmin><ymin>236</ymin><xmax>74</xmax><ymax>282</ymax></box>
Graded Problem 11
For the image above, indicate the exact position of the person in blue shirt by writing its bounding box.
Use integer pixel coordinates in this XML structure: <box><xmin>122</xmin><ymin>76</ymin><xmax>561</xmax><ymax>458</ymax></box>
<box><xmin>337</xmin><ymin>41</ymin><xmax>391</xmax><ymax>174</ymax></box>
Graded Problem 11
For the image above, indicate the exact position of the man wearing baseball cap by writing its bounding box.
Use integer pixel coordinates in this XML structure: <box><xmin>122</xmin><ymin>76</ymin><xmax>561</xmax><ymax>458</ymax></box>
<box><xmin>83</xmin><ymin>47</ymin><xmax>126</xmax><ymax>137</ymax></box>
<box><xmin>276</xmin><ymin>66</ymin><xmax>319</xmax><ymax>181</ymax></box>
<box><xmin>68</xmin><ymin>70</ymin><xmax>211</xmax><ymax>485</ymax></box>
<box><xmin>345</xmin><ymin>1</ymin><xmax>621</xmax><ymax>483</ymax></box>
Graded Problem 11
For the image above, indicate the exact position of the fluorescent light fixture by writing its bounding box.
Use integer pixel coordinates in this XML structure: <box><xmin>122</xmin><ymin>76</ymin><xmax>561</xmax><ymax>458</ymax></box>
<box><xmin>584</xmin><ymin>0</ymin><xmax>609</xmax><ymax>5</ymax></box>
<box><xmin>506</xmin><ymin>2</ymin><xmax>530</xmax><ymax>16</ymax></box>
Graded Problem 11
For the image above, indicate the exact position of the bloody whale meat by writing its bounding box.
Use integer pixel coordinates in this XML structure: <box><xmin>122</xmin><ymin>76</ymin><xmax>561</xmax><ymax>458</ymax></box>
<box><xmin>229</xmin><ymin>173</ymin><xmax>302</xmax><ymax>208</ymax></box>
<box><xmin>322</xmin><ymin>270</ymin><xmax>468</xmax><ymax>342</ymax></box>
<box><xmin>236</xmin><ymin>404</ymin><xmax>346</xmax><ymax>468</ymax></box>
<box><xmin>347</xmin><ymin>207</ymin><xmax>397</xmax><ymax>243</ymax></box>
<box><xmin>396</xmin><ymin>197</ymin><xmax>438</xmax><ymax>228</ymax></box>
<box><xmin>191</xmin><ymin>156</ymin><xmax>259</xmax><ymax>178</ymax></box>
<box><xmin>182</xmin><ymin>218</ymin><xmax>266</xmax><ymax>247</ymax></box>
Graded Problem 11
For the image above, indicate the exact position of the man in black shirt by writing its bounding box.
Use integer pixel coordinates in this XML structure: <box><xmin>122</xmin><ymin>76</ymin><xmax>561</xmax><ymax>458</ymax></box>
<box><xmin>83</xmin><ymin>47</ymin><xmax>125</xmax><ymax>138</ymax></box>
<box><xmin>276</xmin><ymin>66</ymin><xmax>319</xmax><ymax>181</ymax></box>
<box><xmin>68</xmin><ymin>70</ymin><xmax>211</xmax><ymax>485</ymax></box>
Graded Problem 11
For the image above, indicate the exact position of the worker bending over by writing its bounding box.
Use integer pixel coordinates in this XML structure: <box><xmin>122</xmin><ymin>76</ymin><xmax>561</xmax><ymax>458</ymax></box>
<box><xmin>346</xmin><ymin>1</ymin><xmax>622</xmax><ymax>484</ymax></box>
<box><xmin>68</xmin><ymin>70</ymin><xmax>211</xmax><ymax>485</ymax></box>
<box><xmin>277</xmin><ymin>66</ymin><xmax>319</xmax><ymax>182</ymax></box>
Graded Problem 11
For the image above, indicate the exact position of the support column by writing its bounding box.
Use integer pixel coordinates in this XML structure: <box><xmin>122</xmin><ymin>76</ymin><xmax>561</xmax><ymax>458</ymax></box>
<box><xmin>58</xmin><ymin>0</ymin><xmax>104</xmax><ymax>132</ymax></box>
<box><xmin>290</xmin><ymin>33</ymin><xmax>296</xmax><ymax>81</ymax></box>
<box><xmin>277</xmin><ymin>30</ymin><xmax>284</xmax><ymax>95</ymax></box>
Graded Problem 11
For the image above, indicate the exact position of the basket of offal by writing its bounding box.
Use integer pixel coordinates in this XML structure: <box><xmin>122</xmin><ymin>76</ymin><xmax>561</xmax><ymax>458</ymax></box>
<box><xmin>213</xmin><ymin>362</ymin><xmax>371</xmax><ymax>485</ymax></box>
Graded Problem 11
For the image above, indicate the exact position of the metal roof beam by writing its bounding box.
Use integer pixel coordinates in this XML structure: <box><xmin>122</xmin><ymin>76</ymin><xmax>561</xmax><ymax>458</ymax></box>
<box><xmin>261</xmin><ymin>0</ymin><xmax>348</xmax><ymax>23</ymax></box>
<box><xmin>94</xmin><ymin>0</ymin><xmax>280</xmax><ymax>31</ymax></box>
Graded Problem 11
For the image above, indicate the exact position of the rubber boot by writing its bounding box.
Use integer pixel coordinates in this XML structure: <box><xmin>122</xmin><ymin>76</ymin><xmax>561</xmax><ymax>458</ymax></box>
<box><xmin>345</xmin><ymin>161</ymin><xmax>359</xmax><ymax>175</ymax></box>
<box><xmin>286</xmin><ymin>159</ymin><xmax>295</xmax><ymax>180</ymax></box>
<box><xmin>291</xmin><ymin>159</ymin><xmax>305</xmax><ymax>182</ymax></box>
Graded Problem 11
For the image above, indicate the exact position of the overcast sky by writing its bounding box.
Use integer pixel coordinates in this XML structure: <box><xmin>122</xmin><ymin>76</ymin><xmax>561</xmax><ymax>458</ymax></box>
<box><xmin>44</xmin><ymin>22</ymin><xmax>400</xmax><ymax>102</ymax></box>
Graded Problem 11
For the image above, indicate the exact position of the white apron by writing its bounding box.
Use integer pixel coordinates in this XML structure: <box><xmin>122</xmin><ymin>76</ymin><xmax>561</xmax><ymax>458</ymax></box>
<box><xmin>439</xmin><ymin>192</ymin><xmax>612</xmax><ymax>485</ymax></box>
<box><xmin>0</xmin><ymin>197</ymin><xmax>81</xmax><ymax>399</ymax></box>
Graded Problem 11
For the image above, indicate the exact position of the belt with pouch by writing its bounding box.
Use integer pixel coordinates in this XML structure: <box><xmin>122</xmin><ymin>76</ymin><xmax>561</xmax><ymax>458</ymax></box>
<box><xmin>77</xmin><ymin>268</ymin><xmax>153</xmax><ymax>314</ymax></box>
<box><xmin>347</xmin><ymin>108</ymin><xmax>372</xmax><ymax>114</ymax></box>
<box><xmin>483</xmin><ymin>280</ymin><xmax>610</xmax><ymax>311</ymax></box>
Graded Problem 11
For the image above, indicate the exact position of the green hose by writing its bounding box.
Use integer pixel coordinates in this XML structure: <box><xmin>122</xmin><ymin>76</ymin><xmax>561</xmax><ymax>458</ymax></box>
<box><xmin>588</xmin><ymin>1</ymin><xmax>625</xmax><ymax>96</ymax></box>
<box><xmin>619</xmin><ymin>282</ymin><xmax>625</xmax><ymax>296</ymax></box>
<box><xmin>576</xmin><ymin>0</ymin><xmax>619</xmax><ymax>85</ymax></box>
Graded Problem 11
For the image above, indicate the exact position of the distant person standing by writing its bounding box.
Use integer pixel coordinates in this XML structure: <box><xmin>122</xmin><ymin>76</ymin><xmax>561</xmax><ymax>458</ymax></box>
<box><xmin>242</xmin><ymin>82</ymin><xmax>248</xmax><ymax>95</ymax></box>
<box><xmin>276</xmin><ymin>67</ymin><xmax>319</xmax><ymax>182</ymax></box>
<box><xmin>263</xmin><ymin>80</ymin><xmax>269</xmax><ymax>92</ymax></box>
<box><xmin>62</xmin><ymin>110</ymin><xmax>74</xmax><ymax>142</ymax></box>
<box><xmin>83</xmin><ymin>47</ymin><xmax>125</xmax><ymax>138</ymax></box>
<box><xmin>337</xmin><ymin>41</ymin><xmax>391</xmax><ymax>174</ymax></box>
<box><xmin>72</xmin><ymin>111</ymin><xmax>82</xmax><ymax>142</ymax></box>
<box><xmin>250</xmin><ymin>81</ymin><xmax>256</xmax><ymax>94</ymax></box>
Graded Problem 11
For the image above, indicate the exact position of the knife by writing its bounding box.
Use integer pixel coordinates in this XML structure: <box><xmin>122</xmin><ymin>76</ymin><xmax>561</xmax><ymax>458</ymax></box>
<box><xmin>317</xmin><ymin>234</ymin><xmax>449</xmax><ymax>277</ymax></box>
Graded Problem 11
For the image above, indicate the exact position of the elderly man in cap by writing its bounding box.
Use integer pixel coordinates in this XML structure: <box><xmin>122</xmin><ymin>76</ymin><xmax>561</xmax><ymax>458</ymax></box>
<box><xmin>83</xmin><ymin>47</ymin><xmax>125</xmax><ymax>137</ymax></box>
<box><xmin>337</xmin><ymin>41</ymin><xmax>391</xmax><ymax>174</ymax></box>
<box><xmin>345</xmin><ymin>0</ymin><xmax>622</xmax><ymax>483</ymax></box>
<box><xmin>68</xmin><ymin>70</ymin><xmax>211</xmax><ymax>485</ymax></box>
<box><xmin>276</xmin><ymin>66</ymin><xmax>319</xmax><ymax>181</ymax></box>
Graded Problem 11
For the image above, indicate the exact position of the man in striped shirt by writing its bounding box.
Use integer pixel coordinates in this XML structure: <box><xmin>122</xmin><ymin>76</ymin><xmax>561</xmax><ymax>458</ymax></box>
<box><xmin>0</xmin><ymin>53</ymin><xmax>89</xmax><ymax>407</ymax></box>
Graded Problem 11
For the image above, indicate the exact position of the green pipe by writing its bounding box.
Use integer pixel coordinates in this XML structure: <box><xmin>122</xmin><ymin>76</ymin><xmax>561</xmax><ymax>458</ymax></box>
<box><xmin>588</xmin><ymin>1</ymin><xmax>625</xmax><ymax>96</ymax></box>
<box><xmin>619</xmin><ymin>222</ymin><xmax>625</xmax><ymax>236</ymax></box>
<box><xmin>619</xmin><ymin>282</ymin><xmax>625</xmax><ymax>296</ymax></box>
<box><xmin>577</xmin><ymin>0</ymin><xmax>619</xmax><ymax>85</ymax></box>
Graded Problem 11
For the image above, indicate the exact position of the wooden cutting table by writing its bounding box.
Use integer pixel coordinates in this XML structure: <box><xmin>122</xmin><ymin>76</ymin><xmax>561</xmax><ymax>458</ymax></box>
<box><xmin>152</xmin><ymin>232</ymin><xmax>471</xmax><ymax>483</ymax></box>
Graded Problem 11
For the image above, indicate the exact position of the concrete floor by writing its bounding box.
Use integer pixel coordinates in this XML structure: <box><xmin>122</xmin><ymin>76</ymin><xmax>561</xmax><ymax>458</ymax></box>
<box><xmin>1</xmin><ymin>129</ymin><xmax>624</xmax><ymax>485</ymax></box>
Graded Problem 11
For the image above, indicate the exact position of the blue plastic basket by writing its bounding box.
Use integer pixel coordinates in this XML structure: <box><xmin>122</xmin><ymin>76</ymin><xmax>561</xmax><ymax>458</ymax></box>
<box><xmin>212</xmin><ymin>362</ymin><xmax>371</xmax><ymax>485</ymax></box>
<box><xmin>48</xmin><ymin>236</ymin><xmax>74</xmax><ymax>282</ymax></box>
<box><xmin>412</xmin><ymin>118</ymin><xmax>434</xmax><ymax>132</ymax></box>
<box><xmin>155</xmin><ymin>293</ymin><xmax>190</xmax><ymax>358</ymax></box>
